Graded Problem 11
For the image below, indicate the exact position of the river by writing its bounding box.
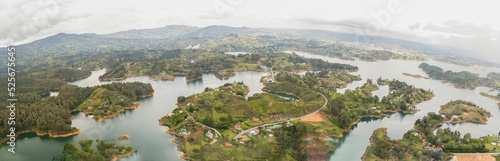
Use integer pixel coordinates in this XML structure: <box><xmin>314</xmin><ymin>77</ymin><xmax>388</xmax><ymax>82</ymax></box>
<box><xmin>1</xmin><ymin>52</ymin><xmax>499</xmax><ymax>161</ymax></box>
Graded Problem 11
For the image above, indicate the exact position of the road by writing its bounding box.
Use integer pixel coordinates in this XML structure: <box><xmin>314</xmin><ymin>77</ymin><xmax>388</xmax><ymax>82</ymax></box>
<box><xmin>233</xmin><ymin>92</ymin><xmax>328</xmax><ymax>140</ymax></box>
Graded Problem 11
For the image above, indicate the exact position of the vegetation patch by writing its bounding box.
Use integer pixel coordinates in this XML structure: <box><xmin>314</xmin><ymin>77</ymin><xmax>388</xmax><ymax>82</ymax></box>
<box><xmin>439</xmin><ymin>100</ymin><xmax>491</xmax><ymax>124</ymax></box>
<box><xmin>402</xmin><ymin>72</ymin><xmax>429</xmax><ymax>79</ymax></box>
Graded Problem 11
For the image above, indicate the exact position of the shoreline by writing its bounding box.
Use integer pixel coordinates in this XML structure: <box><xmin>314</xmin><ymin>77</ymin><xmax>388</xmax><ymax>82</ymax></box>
<box><xmin>91</xmin><ymin>102</ymin><xmax>142</xmax><ymax>121</ymax></box>
<box><xmin>81</xmin><ymin>90</ymin><xmax>152</xmax><ymax>121</ymax></box>
<box><xmin>360</xmin><ymin>127</ymin><xmax>387</xmax><ymax>160</ymax></box>
<box><xmin>111</xmin><ymin>151</ymin><xmax>135</xmax><ymax>161</ymax></box>
<box><xmin>0</xmin><ymin>129</ymin><xmax>81</xmax><ymax>144</ymax></box>
<box><xmin>164</xmin><ymin>129</ymin><xmax>190</xmax><ymax>160</ymax></box>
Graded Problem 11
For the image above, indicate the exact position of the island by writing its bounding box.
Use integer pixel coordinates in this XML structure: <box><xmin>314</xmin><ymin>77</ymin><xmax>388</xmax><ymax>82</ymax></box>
<box><xmin>362</xmin><ymin>128</ymin><xmax>431</xmax><ymax>161</ymax></box>
<box><xmin>118</xmin><ymin>134</ymin><xmax>129</xmax><ymax>141</ymax></box>
<box><xmin>402</xmin><ymin>72</ymin><xmax>429</xmax><ymax>79</ymax></box>
<box><xmin>52</xmin><ymin>139</ymin><xmax>135</xmax><ymax>161</ymax></box>
<box><xmin>439</xmin><ymin>100</ymin><xmax>491</xmax><ymax>124</ymax></box>
<box><xmin>419</xmin><ymin>63</ymin><xmax>481</xmax><ymax>89</ymax></box>
<box><xmin>75</xmin><ymin>82</ymin><xmax>154</xmax><ymax>121</ymax></box>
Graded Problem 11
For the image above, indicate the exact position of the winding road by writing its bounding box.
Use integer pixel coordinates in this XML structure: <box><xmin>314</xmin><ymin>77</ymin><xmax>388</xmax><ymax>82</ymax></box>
<box><xmin>233</xmin><ymin>92</ymin><xmax>328</xmax><ymax>140</ymax></box>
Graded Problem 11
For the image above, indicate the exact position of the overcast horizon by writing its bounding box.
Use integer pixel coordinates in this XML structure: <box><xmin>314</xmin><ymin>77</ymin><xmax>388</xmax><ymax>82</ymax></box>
<box><xmin>2</xmin><ymin>0</ymin><xmax>499</xmax><ymax>62</ymax></box>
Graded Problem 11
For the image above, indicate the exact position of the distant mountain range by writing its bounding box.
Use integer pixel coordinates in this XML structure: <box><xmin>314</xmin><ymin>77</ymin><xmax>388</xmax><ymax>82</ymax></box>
<box><xmin>1</xmin><ymin>25</ymin><xmax>498</xmax><ymax>67</ymax></box>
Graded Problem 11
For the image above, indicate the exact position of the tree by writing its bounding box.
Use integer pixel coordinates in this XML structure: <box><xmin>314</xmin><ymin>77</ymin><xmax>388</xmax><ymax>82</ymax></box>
<box><xmin>400</xmin><ymin>101</ymin><xmax>408</xmax><ymax>111</ymax></box>
<box><xmin>338</xmin><ymin>109</ymin><xmax>351</xmax><ymax>128</ymax></box>
<box><xmin>463</xmin><ymin>133</ymin><xmax>472</xmax><ymax>143</ymax></box>
<box><xmin>177</xmin><ymin>96</ymin><xmax>186</xmax><ymax>103</ymax></box>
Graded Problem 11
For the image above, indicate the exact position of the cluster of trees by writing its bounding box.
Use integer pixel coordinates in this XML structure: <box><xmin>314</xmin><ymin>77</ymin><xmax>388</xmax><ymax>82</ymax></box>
<box><xmin>101</xmin><ymin>82</ymin><xmax>154</xmax><ymax>99</ymax></box>
<box><xmin>414</xmin><ymin>112</ymin><xmax>445</xmax><ymax>136</ymax></box>
<box><xmin>52</xmin><ymin>139</ymin><xmax>134</xmax><ymax>161</ymax></box>
<box><xmin>185</xmin><ymin>68</ymin><xmax>203</xmax><ymax>81</ymax></box>
<box><xmin>327</xmin><ymin>97</ymin><xmax>359</xmax><ymax>129</ymax></box>
<box><xmin>419</xmin><ymin>63</ymin><xmax>481</xmax><ymax>89</ymax></box>
<box><xmin>431</xmin><ymin>128</ymin><xmax>487</xmax><ymax>153</ymax></box>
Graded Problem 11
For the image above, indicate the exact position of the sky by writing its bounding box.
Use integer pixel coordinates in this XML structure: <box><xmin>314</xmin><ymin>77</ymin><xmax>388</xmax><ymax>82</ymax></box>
<box><xmin>1</xmin><ymin>0</ymin><xmax>499</xmax><ymax>62</ymax></box>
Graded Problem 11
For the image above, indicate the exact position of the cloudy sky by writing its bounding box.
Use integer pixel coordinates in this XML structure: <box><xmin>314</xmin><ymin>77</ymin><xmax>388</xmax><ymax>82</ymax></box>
<box><xmin>1</xmin><ymin>0</ymin><xmax>499</xmax><ymax>62</ymax></box>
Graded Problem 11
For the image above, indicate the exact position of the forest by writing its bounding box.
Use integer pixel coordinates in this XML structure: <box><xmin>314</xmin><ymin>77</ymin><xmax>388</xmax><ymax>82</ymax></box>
<box><xmin>0</xmin><ymin>71</ymin><xmax>153</xmax><ymax>142</ymax></box>
<box><xmin>29</xmin><ymin>68</ymin><xmax>92</xmax><ymax>81</ymax></box>
<box><xmin>51</xmin><ymin>139</ymin><xmax>135</xmax><ymax>161</ymax></box>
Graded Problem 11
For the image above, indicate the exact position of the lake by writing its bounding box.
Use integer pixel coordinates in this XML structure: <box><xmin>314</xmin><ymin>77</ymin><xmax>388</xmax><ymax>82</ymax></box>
<box><xmin>1</xmin><ymin>52</ymin><xmax>499</xmax><ymax>161</ymax></box>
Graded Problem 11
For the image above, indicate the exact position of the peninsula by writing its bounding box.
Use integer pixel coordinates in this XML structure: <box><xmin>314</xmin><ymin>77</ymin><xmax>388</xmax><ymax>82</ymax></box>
<box><xmin>52</xmin><ymin>139</ymin><xmax>135</xmax><ymax>161</ymax></box>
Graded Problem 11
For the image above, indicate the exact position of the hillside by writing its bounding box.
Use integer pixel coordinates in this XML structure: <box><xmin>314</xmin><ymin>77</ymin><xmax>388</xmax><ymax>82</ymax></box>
<box><xmin>2</xmin><ymin>25</ymin><xmax>498</xmax><ymax>75</ymax></box>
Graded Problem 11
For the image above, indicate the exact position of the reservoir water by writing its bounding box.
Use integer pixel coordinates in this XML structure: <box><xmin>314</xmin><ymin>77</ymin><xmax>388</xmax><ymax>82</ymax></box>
<box><xmin>1</xmin><ymin>52</ymin><xmax>499</xmax><ymax>161</ymax></box>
